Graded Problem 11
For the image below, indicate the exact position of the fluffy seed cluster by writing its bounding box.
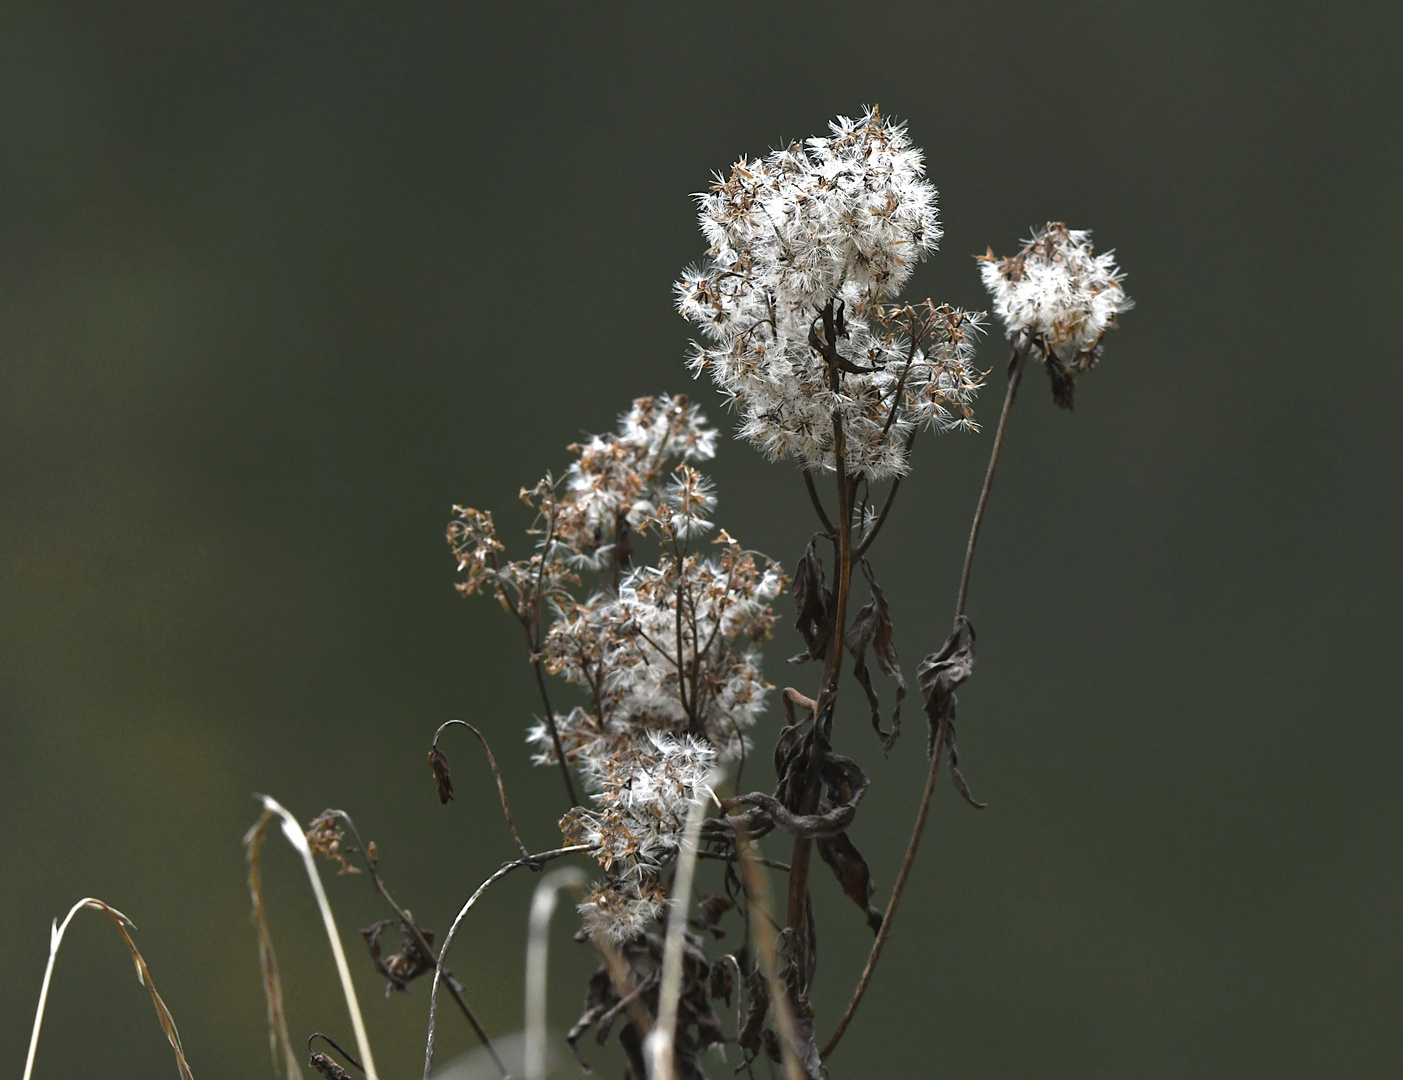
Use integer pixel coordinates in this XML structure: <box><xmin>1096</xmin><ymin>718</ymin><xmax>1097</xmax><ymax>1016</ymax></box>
<box><xmin>676</xmin><ymin>108</ymin><xmax>985</xmax><ymax>478</ymax></box>
<box><xmin>979</xmin><ymin>222</ymin><xmax>1133</xmax><ymax>406</ymax></box>
<box><xmin>562</xmin><ymin>733</ymin><xmax>717</xmax><ymax>941</ymax></box>
<box><xmin>449</xmin><ymin>395</ymin><xmax>781</xmax><ymax>940</ymax></box>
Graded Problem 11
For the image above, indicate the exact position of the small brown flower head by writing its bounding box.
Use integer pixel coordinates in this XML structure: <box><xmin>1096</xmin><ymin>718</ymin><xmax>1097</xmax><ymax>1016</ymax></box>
<box><xmin>305</xmin><ymin>811</ymin><xmax>360</xmax><ymax>875</ymax></box>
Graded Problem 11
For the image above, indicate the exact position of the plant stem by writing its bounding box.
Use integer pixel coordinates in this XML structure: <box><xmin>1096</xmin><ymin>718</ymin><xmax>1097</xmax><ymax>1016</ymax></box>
<box><xmin>648</xmin><ymin>783</ymin><xmax>712</xmax><ymax>1080</ymax></box>
<box><xmin>423</xmin><ymin>845</ymin><xmax>593</xmax><ymax>1080</ymax></box>
<box><xmin>820</xmin><ymin>344</ymin><xmax>1029</xmax><ymax>1060</ymax></box>
<box><xmin>802</xmin><ymin>469</ymin><xmax>837</xmax><ymax>536</ymax></box>
<box><xmin>786</xmin><ymin>399</ymin><xmax>855</xmax><ymax>980</ymax></box>
<box><xmin>530</xmin><ymin>653</ymin><xmax>581</xmax><ymax>807</ymax></box>
<box><xmin>735</xmin><ymin>827</ymin><xmax>806</xmax><ymax>1080</ymax></box>
<box><xmin>259</xmin><ymin>796</ymin><xmax>378</xmax><ymax>1079</ymax></box>
<box><xmin>956</xmin><ymin>347</ymin><xmax>1028</xmax><ymax>620</ymax></box>
<box><xmin>818</xmin><ymin>712</ymin><xmax>948</xmax><ymax>1060</ymax></box>
<box><xmin>331</xmin><ymin>810</ymin><xmax>510</xmax><ymax>1079</ymax></box>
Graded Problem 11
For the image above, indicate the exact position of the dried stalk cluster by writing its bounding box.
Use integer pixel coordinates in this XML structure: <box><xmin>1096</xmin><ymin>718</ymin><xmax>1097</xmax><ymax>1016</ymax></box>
<box><xmin>21</xmin><ymin>108</ymin><xmax>1131</xmax><ymax>1080</ymax></box>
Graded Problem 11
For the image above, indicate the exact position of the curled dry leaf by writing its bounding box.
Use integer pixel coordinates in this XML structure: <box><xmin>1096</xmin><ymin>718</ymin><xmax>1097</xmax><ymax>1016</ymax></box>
<box><xmin>916</xmin><ymin>616</ymin><xmax>986</xmax><ymax>808</ymax></box>
<box><xmin>361</xmin><ymin>918</ymin><xmax>437</xmax><ymax>995</ymax></box>
<box><xmin>816</xmin><ymin>831</ymin><xmax>884</xmax><ymax>934</ymax></box>
<box><xmin>843</xmin><ymin>563</ymin><xmax>907</xmax><ymax>749</ymax></box>
<box><xmin>789</xmin><ymin>537</ymin><xmax>833</xmax><ymax>664</ymax></box>
<box><xmin>428</xmin><ymin>745</ymin><xmax>454</xmax><ymax>804</ymax></box>
<box><xmin>308</xmin><ymin>1054</ymin><xmax>353</xmax><ymax>1080</ymax></box>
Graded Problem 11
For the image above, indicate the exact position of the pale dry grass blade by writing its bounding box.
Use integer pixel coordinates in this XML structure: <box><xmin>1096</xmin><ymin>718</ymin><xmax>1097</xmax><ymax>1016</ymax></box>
<box><xmin>646</xmin><ymin>773</ymin><xmax>717</xmax><ymax>1080</ymax></box>
<box><xmin>253</xmin><ymin>794</ymin><xmax>379</xmax><ymax>1080</ymax></box>
<box><xmin>23</xmin><ymin>896</ymin><xmax>195</xmax><ymax>1080</ymax></box>
<box><xmin>244</xmin><ymin>808</ymin><xmax>307</xmax><ymax>1080</ymax></box>
<box><xmin>524</xmin><ymin>866</ymin><xmax>586</xmax><ymax>1080</ymax></box>
<box><xmin>734</xmin><ymin>830</ymin><xmax>805</xmax><ymax>1080</ymax></box>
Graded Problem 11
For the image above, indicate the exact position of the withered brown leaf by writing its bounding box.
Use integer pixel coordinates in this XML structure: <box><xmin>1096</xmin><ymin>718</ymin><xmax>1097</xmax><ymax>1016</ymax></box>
<box><xmin>789</xmin><ymin>536</ymin><xmax>833</xmax><ymax>664</ymax></box>
<box><xmin>844</xmin><ymin>564</ymin><xmax>907</xmax><ymax>750</ymax></box>
<box><xmin>916</xmin><ymin>616</ymin><xmax>985</xmax><ymax>809</ymax></box>
<box><xmin>428</xmin><ymin>745</ymin><xmax>454</xmax><ymax>804</ymax></box>
<box><xmin>817</xmin><ymin>831</ymin><xmax>884</xmax><ymax>934</ymax></box>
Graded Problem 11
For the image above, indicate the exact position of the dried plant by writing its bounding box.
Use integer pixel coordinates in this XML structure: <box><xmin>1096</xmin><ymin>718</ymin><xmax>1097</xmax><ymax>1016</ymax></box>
<box><xmin>429</xmin><ymin>107</ymin><xmax>1131</xmax><ymax>1078</ymax></box>
<box><xmin>19</xmin><ymin>106</ymin><xmax>1130</xmax><ymax>1080</ymax></box>
<box><xmin>22</xmin><ymin>897</ymin><xmax>195</xmax><ymax>1080</ymax></box>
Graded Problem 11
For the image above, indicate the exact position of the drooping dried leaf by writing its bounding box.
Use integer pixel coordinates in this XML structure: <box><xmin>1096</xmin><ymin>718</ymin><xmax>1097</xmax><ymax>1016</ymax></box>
<box><xmin>789</xmin><ymin>537</ymin><xmax>833</xmax><ymax>663</ymax></box>
<box><xmin>361</xmin><ymin>919</ymin><xmax>436</xmax><ymax>994</ymax></box>
<box><xmin>708</xmin><ymin>958</ymin><xmax>735</xmax><ymax>1005</ymax></box>
<box><xmin>428</xmin><ymin>745</ymin><xmax>454</xmax><ymax>803</ymax></box>
<box><xmin>916</xmin><ymin>617</ymin><xmax>985</xmax><ymax>808</ymax></box>
<box><xmin>689</xmin><ymin>892</ymin><xmax>734</xmax><ymax>939</ymax></box>
<box><xmin>308</xmin><ymin>1053</ymin><xmax>353</xmax><ymax>1080</ymax></box>
<box><xmin>943</xmin><ymin>718</ymin><xmax>987</xmax><ymax>809</ymax></box>
<box><xmin>817</xmin><ymin>831</ymin><xmax>884</xmax><ymax>934</ymax></box>
<box><xmin>844</xmin><ymin>568</ymin><xmax>907</xmax><ymax>749</ymax></box>
<box><xmin>567</xmin><ymin>967</ymin><xmax>615</xmax><ymax>1072</ymax></box>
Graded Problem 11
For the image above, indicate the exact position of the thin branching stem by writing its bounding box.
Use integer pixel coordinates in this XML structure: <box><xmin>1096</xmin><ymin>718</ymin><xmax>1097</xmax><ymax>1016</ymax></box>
<box><xmin>433</xmin><ymin>720</ymin><xmax>532</xmax><ymax>859</ymax></box>
<box><xmin>423</xmin><ymin>845</ymin><xmax>594</xmax><ymax>1080</ymax></box>
<box><xmin>822</xmin><ymin>343</ymin><xmax>1030</xmax><ymax>1060</ymax></box>
<box><xmin>819</xmin><ymin>711</ymin><xmax>949</xmax><ymax>1060</ymax></box>
<box><xmin>956</xmin><ymin>345</ymin><xmax>1029</xmax><ymax>619</ymax></box>
<box><xmin>802</xmin><ymin>469</ymin><xmax>837</xmax><ymax>536</ymax></box>
<box><xmin>529</xmin><ymin>651</ymin><xmax>581</xmax><ymax>807</ymax></box>
<box><xmin>787</xmin><ymin>302</ymin><xmax>857</xmax><ymax>977</ymax></box>
<box><xmin>854</xmin><ymin>430</ymin><xmax>918</xmax><ymax>558</ymax></box>
<box><xmin>327</xmin><ymin>809</ymin><xmax>510</xmax><ymax>1080</ymax></box>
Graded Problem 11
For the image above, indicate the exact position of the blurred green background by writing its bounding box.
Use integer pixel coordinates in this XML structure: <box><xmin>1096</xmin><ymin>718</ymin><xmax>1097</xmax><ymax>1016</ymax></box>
<box><xmin>2</xmin><ymin>3</ymin><xmax>1400</xmax><ymax>1077</ymax></box>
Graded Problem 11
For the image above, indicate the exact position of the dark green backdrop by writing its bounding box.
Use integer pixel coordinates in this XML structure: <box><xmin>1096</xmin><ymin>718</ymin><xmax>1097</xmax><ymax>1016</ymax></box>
<box><xmin>2</xmin><ymin>3</ymin><xmax>1399</xmax><ymax>1077</ymax></box>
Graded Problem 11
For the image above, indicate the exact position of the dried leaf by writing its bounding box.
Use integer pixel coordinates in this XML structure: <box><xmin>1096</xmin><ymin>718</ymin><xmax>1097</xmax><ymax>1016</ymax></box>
<box><xmin>817</xmin><ymin>831</ymin><xmax>884</xmax><ymax>934</ymax></box>
<box><xmin>789</xmin><ymin>537</ymin><xmax>833</xmax><ymax>663</ymax></box>
<box><xmin>844</xmin><ymin>566</ymin><xmax>907</xmax><ymax>749</ymax></box>
<box><xmin>308</xmin><ymin>1053</ymin><xmax>352</xmax><ymax>1080</ymax></box>
<box><xmin>708</xmin><ymin>958</ymin><xmax>734</xmax><ymax>1005</ymax></box>
<box><xmin>916</xmin><ymin>617</ymin><xmax>985</xmax><ymax>808</ymax></box>
<box><xmin>428</xmin><ymin>745</ymin><xmax>454</xmax><ymax>804</ymax></box>
<box><xmin>361</xmin><ymin>919</ymin><xmax>436</xmax><ymax>994</ymax></box>
<box><xmin>689</xmin><ymin>892</ymin><xmax>734</xmax><ymax>939</ymax></box>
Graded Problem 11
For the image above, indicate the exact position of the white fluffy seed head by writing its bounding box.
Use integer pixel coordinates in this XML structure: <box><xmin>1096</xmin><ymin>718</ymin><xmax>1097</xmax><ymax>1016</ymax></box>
<box><xmin>979</xmin><ymin>222</ymin><xmax>1133</xmax><ymax>367</ymax></box>
<box><xmin>677</xmin><ymin>108</ymin><xmax>983</xmax><ymax>479</ymax></box>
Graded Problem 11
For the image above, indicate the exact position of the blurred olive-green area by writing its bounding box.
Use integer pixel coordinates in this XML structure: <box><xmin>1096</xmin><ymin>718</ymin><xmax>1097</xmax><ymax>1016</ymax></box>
<box><xmin>2</xmin><ymin>2</ymin><xmax>1400</xmax><ymax>1077</ymax></box>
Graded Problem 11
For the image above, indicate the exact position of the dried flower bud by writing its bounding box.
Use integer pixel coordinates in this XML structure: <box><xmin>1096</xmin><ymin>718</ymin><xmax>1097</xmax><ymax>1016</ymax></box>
<box><xmin>306</xmin><ymin>812</ymin><xmax>359</xmax><ymax>875</ymax></box>
<box><xmin>428</xmin><ymin>745</ymin><xmax>454</xmax><ymax>804</ymax></box>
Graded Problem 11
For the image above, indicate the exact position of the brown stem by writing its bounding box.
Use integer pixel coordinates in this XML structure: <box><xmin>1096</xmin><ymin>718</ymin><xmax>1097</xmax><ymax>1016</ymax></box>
<box><xmin>787</xmin><ymin>307</ymin><xmax>857</xmax><ymax>983</ymax></box>
<box><xmin>822</xmin><ymin>343</ymin><xmax>1030</xmax><ymax>1060</ymax></box>
<box><xmin>854</xmin><ymin>431</ymin><xmax>917</xmax><ymax>558</ymax></box>
<box><xmin>530</xmin><ymin>652</ymin><xmax>581</xmax><ymax>807</ymax></box>
<box><xmin>817</xmin><ymin>710</ymin><xmax>948</xmax><ymax>1061</ymax></box>
<box><xmin>329</xmin><ymin>810</ymin><xmax>511</xmax><ymax>1080</ymax></box>
<box><xmin>432</xmin><ymin>720</ymin><xmax>532</xmax><ymax>859</ymax></box>
<box><xmin>802</xmin><ymin>469</ymin><xmax>837</xmax><ymax>536</ymax></box>
<box><xmin>956</xmin><ymin>345</ymin><xmax>1029</xmax><ymax>619</ymax></box>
